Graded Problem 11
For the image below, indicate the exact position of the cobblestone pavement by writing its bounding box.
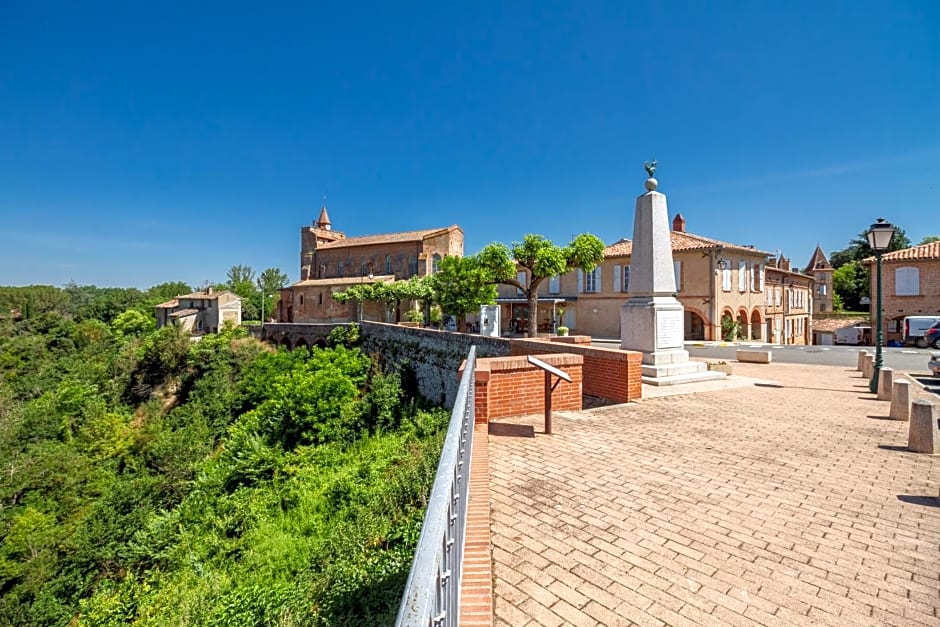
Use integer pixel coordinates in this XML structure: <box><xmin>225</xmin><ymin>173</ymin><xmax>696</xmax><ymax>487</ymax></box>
<box><xmin>488</xmin><ymin>363</ymin><xmax>939</xmax><ymax>626</ymax></box>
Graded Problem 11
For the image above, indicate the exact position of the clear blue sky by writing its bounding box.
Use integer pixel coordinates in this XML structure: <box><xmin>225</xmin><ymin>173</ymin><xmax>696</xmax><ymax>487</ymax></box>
<box><xmin>2</xmin><ymin>1</ymin><xmax>938</xmax><ymax>288</ymax></box>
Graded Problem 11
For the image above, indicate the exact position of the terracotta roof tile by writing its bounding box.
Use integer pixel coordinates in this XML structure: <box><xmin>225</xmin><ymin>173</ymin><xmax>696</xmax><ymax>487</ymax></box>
<box><xmin>811</xmin><ymin>318</ymin><xmax>870</xmax><ymax>333</ymax></box>
<box><xmin>317</xmin><ymin>225</ymin><xmax>460</xmax><ymax>250</ymax></box>
<box><xmin>604</xmin><ymin>232</ymin><xmax>772</xmax><ymax>258</ymax></box>
<box><xmin>169</xmin><ymin>308</ymin><xmax>200</xmax><ymax>317</ymax></box>
<box><xmin>172</xmin><ymin>290</ymin><xmax>239</xmax><ymax>301</ymax></box>
<box><xmin>867</xmin><ymin>241</ymin><xmax>940</xmax><ymax>263</ymax></box>
<box><xmin>804</xmin><ymin>245</ymin><xmax>831</xmax><ymax>271</ymax></box>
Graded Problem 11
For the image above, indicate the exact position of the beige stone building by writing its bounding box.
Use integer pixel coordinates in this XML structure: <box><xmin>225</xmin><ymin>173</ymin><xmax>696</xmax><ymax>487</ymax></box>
<box><xmin>804</xmin><ymin>245</ymin><xmax>834</xmax><ymax>314</ymax></box>
<box><xmin>154</xmin><ymin>288</ymin><xmax>242</xmax><ymax>333</ymax></box>
<box><xmin>495</xmin><ymin>215</ymin><xmax>813</xmax><ymax>344</ymax></box>
<box><xmin>865</xmin><ymin>240</ymin><xmax>940</xmax><ymax>344</ymax></box>
<box><xmin>277</xmin><ymin>205</ymin><xmax>463</xmax><ymax>323</ymax></box>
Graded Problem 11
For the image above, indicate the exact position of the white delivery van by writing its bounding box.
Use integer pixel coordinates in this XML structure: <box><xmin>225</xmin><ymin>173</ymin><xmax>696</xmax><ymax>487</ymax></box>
<box><xmin>903</xmin><ymin>315</ymin><xmax>940</xmax><ymax>347</ymax></box>
<box><xmin>834</xmin><ymin>325</ymin><xmax>870</xmax><ymax>345</ymax></box>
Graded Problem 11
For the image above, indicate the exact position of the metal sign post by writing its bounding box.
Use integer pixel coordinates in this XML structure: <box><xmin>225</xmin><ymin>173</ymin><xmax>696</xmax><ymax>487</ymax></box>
<box><xmin>526</xmin><ymin>355</ymin><xmax>572</xmax><ymax>435</ymax></box>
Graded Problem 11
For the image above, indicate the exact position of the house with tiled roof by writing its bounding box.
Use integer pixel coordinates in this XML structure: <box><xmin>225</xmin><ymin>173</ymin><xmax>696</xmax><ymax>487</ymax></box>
<box><xmin>154</xmin><ymin>288</ymin><xmax>242</xmax><ymax>333</ymax></box>
<box><xmin>864</xmin><ymin>240</ymin><xmax>940</xmax><ymax>344</ymax></box>
<box><xmin>277</xmin><ymin>204</ymin><xmax>463</xmax><ymax>323</ymax></box>
<box><xmin>503</xmin><ymin>214</ymin><xmax>813</xmax><ymax>343</ymax></box>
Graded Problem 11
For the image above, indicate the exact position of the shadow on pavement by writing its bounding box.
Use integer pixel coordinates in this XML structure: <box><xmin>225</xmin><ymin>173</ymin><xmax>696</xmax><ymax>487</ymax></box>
<box><xmin>878</xmin><ymin>444</ymin><xmax>910</xmax><ymax>452</ymax></box>
<box><xmin>897</xmin><ymin>495</ymin><xmax>940</xmax><ymax>508</ymax></box>
<box><xmin>489</xmin><ymin>423</ymin><xmax>535</xmax><ymax>438</ymax></box>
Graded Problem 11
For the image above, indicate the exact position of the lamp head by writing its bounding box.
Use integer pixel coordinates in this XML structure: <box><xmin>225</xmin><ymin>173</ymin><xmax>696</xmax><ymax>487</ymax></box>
<box><xmin>866</xmin><ymin>217</ymin><xmax>895</xmax><ymax>251</ymax></box>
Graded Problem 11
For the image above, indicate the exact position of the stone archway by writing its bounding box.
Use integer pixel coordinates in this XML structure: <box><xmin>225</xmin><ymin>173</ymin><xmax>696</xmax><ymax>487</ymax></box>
<box><xmin>737</xmin><ymin>309</ymin><xmax>749</xmax><ymax>341</ymax></box>
<box><xmin>294</xmin><ymin>337</ymin><xmax>309</xmax><ymax>351</ymax></box>
<box><xmin>684</xmin><ymin>307</ymin><xmax>707</xmax><ymax>341</ymax></box>
<box><xmin>279</xmin><ymin>335</ymin><xmax>291</xmax><ymax>349</ymax></box>
<box><xmin>720</xmin><ymin>310</ymin><xmax>735</xmax><ymax>341</ymax></box>
<box><xmin>750</xmin><ymin>309</ymin><xmax>763</xmax><ymax>340</ymax></box>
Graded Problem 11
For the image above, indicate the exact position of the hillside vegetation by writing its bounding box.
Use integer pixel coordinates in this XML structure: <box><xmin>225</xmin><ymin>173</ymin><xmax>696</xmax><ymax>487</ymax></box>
<box><xmin>0</xmin><ymin>286</ymin><xmax>448</xmax><ymax>626</ymax></box>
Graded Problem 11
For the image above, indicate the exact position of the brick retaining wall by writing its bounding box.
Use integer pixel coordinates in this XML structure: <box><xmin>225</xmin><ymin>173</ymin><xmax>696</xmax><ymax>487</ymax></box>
<box><xmin>510</xmin><ymin>338</ymin><xmax>642</xmax><ymax>403</ymax></box>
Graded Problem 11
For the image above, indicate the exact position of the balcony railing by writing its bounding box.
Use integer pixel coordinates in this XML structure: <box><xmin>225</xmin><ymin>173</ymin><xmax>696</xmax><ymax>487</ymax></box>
<box><xmin>396</xmin><ymin>346</ymin><xmax>477</xmax><ymax>627</ymax></box>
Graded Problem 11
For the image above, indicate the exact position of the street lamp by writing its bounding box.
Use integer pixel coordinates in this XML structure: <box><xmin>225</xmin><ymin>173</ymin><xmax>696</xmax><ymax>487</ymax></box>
<box><xmin>867</xmin><ymin>217</ymin><xmax>895</xmax><ymax>393</ymax></box>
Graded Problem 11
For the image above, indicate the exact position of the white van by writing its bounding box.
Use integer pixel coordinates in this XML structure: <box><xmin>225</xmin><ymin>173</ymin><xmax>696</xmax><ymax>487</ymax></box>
<box><xmin>903</xmin><ymin>315</ymin><xmax>940</xmax><ymax>347</ymax></box>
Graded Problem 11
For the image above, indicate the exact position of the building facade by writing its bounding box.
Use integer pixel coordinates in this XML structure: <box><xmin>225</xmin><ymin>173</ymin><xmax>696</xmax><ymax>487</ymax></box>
<box><xmin>866</xmin><ymin>240</ymin><xmax>940</xmax><ymax>344</ymax></box>
<box><xmin>494</xmin><ymin>215</ymin><xmax>813</xmax><ymax>344</ymax></box>
<box><xmin>804</xmin><ymin>245</ymin><xmax>834</xmax><ymax>314</ymax></box>
<box><xmin>154</xmin><ymin>289</ymin><xmax>242</xmax><ymax>333</ymax></box>
<box><xmin>278</xmin><ymin>205</ymin><xmax>463</xmax><ymax>323</ymax></box>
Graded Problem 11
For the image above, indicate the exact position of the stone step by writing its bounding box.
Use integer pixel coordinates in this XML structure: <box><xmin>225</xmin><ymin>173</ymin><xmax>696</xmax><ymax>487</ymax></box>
<box><xmin>641</xmin><ymin>370</ymin><xmax>727</xmax><ymax>387</ymax></box>
<box><xmin>641</xmin><ymin>361</ymin><xmax>709</xmax><ymax>378</ymax></box>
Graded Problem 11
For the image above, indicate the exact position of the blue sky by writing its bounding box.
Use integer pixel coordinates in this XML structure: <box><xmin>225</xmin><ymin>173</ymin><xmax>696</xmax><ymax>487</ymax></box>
<box><xmin>1</xmin><ymin>1</ymin><xmax>938</xmax><ymax>288</ymax></box>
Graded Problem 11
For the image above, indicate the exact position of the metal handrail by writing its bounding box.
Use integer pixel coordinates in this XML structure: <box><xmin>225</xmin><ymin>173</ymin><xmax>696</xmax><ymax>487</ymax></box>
<box><xmin>396</xmin><ymin>345</ymin><xmax>477</xmax><ymax>627</ymax></box>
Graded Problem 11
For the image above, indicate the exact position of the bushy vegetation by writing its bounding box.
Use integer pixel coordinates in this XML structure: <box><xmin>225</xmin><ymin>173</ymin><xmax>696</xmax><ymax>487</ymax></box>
<box><xmin>0</xmin><ymin>285</ymin><xmax>448</xmax><ymax>626</ymax></box>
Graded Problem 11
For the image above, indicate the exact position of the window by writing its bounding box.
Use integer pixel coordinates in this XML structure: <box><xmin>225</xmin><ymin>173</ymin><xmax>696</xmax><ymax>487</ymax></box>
<box><xmin>613</xmin><ymin>265</ymin><xmax>630</xmax><ymax>292</ymax></box>
<box><xmin>548</xmin><ymin>275</ymin><xmax>560</xmax><ymax>294</ymax></box>
<box><xmin>385</xmin><ymin>255</ymin><xmax>392</xmax><ymax>274</ymax></box>
<box><xmin>751</xmin><ymin>264</ymin><xmax>760</xmax><ymax>291</ymax></box>
<box><xmin>584</xmin><ymin>268</ymin><xmax>599</xmax><ymax>293</ymax></box>
<box><xmin>818</xmin><ymin>284</ymin><xmax>827</xmax><ymax>296</ymax></box>
<box><xmin>299</xmin><ymin>294</ymin><xmax>304</xmax><ymax>306</ymax></box>
<box><xmin>337</xmin><ymin>261</ymin><xmax>344</xmax><ymax>276</ymax></box>
<box><xmin>895</xmin><ymin>267</ymin><xmax>920</xmax><ymax>296</ymax></box>
<box><xmin>318</xmin><ymin>292</ymin><xmax>323</xmax><ymax>305</ymax></box>
<box><xmin>759</xmin><ymin>265</ymin><xmax>765</xmax><ymax>292</ymax></box>
<box><xmin>432</xmin><ymin>253</ymin><xmax>442</xmax><ymax>274</ymax></box>
<box><xmin>722</xmin><ymin>267</ymin><xmax>732</xmax><ymax>292</ymax></box>
<box><xmin>738</xmin><ymin>261</ymin><xmax>746</xmax><ymax>292</ymax></box>
<box><xmin>775</xmin><ymin>286</ymin><xmax>781</xmax><ymax>307</ymax></box>
<box><xmin>673</xmin><ymin>261</ymin><xmax>682</xmax><ymax>292</ymax></box>
<box><xmin>408</xmin><ymin>256</ymin><xmax>418</xmax><ymax>277</ymax></box>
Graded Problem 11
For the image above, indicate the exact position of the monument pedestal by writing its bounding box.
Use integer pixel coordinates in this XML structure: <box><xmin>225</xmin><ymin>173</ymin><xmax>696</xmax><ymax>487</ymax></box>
<box><xmin>617</xmin><ymin>169</ymin><xmax>725</xmax><ymax>387</ymax></box>
<box><xmin>620</xmin><ymin>296</ymin><xmax>724</xmax><ymax>386</ymax></box>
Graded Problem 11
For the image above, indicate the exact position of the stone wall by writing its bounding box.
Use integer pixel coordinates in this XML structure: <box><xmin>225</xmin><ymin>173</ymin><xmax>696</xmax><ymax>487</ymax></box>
<box><xmin>359</xmin><ymin>322</ymin><xmax>511</xmax><ymax>406</ymax></box>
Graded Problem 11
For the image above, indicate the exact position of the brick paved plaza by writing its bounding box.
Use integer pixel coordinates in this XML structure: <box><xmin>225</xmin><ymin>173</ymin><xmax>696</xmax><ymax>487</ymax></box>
<box><xmin>487</xmin><ymin>362</ymin><xmax>939</xmax><ymax>626</ymax></box>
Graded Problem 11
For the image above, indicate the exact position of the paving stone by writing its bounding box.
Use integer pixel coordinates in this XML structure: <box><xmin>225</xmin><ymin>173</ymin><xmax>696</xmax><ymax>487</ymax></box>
<box><xmin>488</xmin><ymin>362</ymin><xmax>940</xmax><ymax>625</ymax></box>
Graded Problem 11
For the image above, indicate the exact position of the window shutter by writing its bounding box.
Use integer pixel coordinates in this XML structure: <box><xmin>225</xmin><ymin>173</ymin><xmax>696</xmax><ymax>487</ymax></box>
<box><xmin>613</xmin><ymin>265</ymin><xmax>621</xmax><ymax>292</ymax></box>
<box><xmin>673</xmin><ymin>261</ymin><xmax>682</xmax><ymax>291</ymax></box>
<box><xmin>549</xmin><ymin>275</ymin><xmax>560</xmax><ymax>294</ymax></box>
<box><xmin>722</xmin><ymin>268</ymin><xmax>732</xmax><ymax>291</ymax></box>
<box><xmin>895</xmin><ymin>267</ymin><xmax>920</xmax><ymax>296</ymax></box>
<box><xmin>759</xmin><ymin>265</ymin><xmax>765</xmax><ymax>292</ymax></box>
<box><xmin>595</xmin><ymin>267</ymin><xmax>602</xmax><ymax>292</ymax></box>
<box><xmin>577</xmin><ymin>269</ymin><xmax>583</xmax><ymax>293</ymax></box>
<box><xmin>738</xmin><ymin>261</ymin><xmax>746</xmax><ymax>292</ymax></box>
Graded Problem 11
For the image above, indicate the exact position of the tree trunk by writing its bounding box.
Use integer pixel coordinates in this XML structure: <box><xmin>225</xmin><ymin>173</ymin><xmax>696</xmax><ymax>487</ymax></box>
<box><xmin>526</xmin><ymin>290</ymin><xmax>538</xmax><ymax>338</ymax></box>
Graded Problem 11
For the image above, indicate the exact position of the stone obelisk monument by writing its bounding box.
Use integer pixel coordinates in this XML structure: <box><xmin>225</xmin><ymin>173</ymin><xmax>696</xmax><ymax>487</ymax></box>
<box><xmin>620</xmin><ymin>162</ymin><xmax>724</xmax><ymax>385</ymax></box>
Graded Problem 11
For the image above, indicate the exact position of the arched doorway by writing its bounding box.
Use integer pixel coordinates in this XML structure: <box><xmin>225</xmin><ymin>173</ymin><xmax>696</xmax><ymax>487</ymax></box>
<box><xmin>750</xmin><ymin>310</ymin><xmax>762</xmax><ymax>340</ymax></box>
<box><xmin>737</xmin><ymin>309</ymin><xmax>749</xmax><ymax>341</ymax></box>
<box><xmin>294</xmin><ymin>338</ymin><xmax>309</xmax><ymax>351</ymax></box>
<box><xmin>721</xmin><ymin>311</ymin><xmax>735</xmax><ymax>341</ymax></box>
<box><xmin>684</xmin><ymin>309</ymin><xmax>706</xmax><ymax>340</ymax></box>
<box><xmin>279</xmin><ymin>336</ymin><xmax>291</xmax><ymax>349</ymax></box>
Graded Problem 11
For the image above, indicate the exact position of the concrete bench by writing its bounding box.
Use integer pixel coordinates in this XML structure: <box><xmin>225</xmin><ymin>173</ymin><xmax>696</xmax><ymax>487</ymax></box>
<box><xmin>736</xmin><ymin>349</ymin><xmax>772</xmax><ymax>364</ymax></box>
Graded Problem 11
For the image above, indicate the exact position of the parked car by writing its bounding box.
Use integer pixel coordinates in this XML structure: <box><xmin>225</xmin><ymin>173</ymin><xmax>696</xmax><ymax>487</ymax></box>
<box><xmin>924</xmin><ymin>322</ymin><xmax>940</xmax><ymax>350</ymax></box>
<box><xmin>903</xmin><ymin>315</ymin><xmax>940</xmax><ymax>347</ymax></box>
<box><xmin>929</xmin><ymin>351</ymin><xmax>940</xmax><ymax>377</ymax></box>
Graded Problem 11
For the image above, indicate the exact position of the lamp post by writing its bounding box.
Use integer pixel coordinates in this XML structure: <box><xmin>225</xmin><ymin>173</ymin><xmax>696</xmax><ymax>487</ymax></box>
<box><xmin>867</xmin><ymin>217</ymin><xmax>895</xmax><ymax>393</ymax></box>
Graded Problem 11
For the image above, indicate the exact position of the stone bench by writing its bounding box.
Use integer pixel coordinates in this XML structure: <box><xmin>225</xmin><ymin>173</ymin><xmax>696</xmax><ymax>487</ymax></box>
<box><xmin>736</xmin><ymin>349</ymin><xmax>772</xmax><ymax>364</ymax></box>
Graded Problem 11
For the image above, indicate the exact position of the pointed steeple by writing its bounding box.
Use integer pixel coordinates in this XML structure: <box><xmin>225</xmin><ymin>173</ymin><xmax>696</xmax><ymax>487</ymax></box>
<box><xmin>805</xmin><ymin>244</ymin><xmax>830</xmax><ymax>271</ymax></box>
<box><xmin>314</xmin><ymin>200</ymin><xmax>332</xmax><ymax>231</ymax></box>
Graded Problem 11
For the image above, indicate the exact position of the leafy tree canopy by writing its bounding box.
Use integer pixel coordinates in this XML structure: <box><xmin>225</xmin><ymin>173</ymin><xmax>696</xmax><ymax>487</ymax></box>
<box><xmin>430</xmin><ymin>256</ymin><xmax>497</xmax><ymax>331</ymax></box>
<box><xmin>477</xmin><ymin>233</ymin><xmax>604</xmax><ymax>336</ymax></box>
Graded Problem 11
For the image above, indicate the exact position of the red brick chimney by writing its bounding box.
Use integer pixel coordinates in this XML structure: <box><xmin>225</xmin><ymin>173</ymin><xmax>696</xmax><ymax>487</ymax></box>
<box><xmin>780</xmin><ymin>257</ymin><xmax>791</xmax><ymax>271</ymax></box>
<box><xmin>672</xmin><ymin>213</ymin><xmax>686</xmax><ymax>233</ymax></box>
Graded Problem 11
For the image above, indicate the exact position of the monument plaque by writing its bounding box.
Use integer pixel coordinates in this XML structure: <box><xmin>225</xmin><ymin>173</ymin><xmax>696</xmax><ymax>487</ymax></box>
<box><xmin>656</xmin><ymin>310</ymin><xmax>683</xmax><ymax>349</ymax></box>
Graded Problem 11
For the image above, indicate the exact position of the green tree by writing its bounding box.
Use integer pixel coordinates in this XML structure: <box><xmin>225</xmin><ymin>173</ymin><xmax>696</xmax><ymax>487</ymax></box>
<box><xmin>918</xmin><ymin>235</ymin><xmax>940</xmax><ymax>245</ymax></box>
<box><xmin>226</xmin><ymin>265</ymin><xmax>259</xmax><ymax>321</ymax></box>
<box><xmin>255</xmin><ymin>267</ymin><xmax>288</xmax><ymax>322</ymax></box>
<box><xmin>832</xmin><ymin>261</ymin><xmax>868</xmax><ymax>311</ymax></box>
<box><xmin>430</xmin><ymin>256</ymin><xmax>497</xmax><ymax>332</ymax></box>
<box><xmin>111</xmin><ymin>309</ymin><xmax>155</xmax><ymax>337</ymax></box>
<box><xmin>477</xmin><ymin>233</ymin><xmax>604</xmax><ymax>337</ymax></box>
<box><xmin>830</xmin><ymin>225</ymin><xmax>911</xmax><ymax>268</ymax></box>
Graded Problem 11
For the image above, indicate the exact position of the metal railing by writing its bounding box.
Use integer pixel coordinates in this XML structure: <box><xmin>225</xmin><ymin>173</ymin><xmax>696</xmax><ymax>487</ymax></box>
<box><xmin>396</xmin><ymin>346</ymin><xmax>477</xmax><ymax>627</ymax></box>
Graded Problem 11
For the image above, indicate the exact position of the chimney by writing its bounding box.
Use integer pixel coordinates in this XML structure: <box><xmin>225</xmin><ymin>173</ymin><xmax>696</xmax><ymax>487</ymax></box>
<box><xmin>207</xmin><ymin>286</ymin><xmax>213</xmax><ymax>295</ymax></box>
<box><xmin>672</xmin><ymin>213</ymin><xmax>686</xmax><ymax>233</ymax></box>
<box><xmin>781</xmin><ymin>257</ymin><xmax>791</xmax><ymax>271</ymax></box>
